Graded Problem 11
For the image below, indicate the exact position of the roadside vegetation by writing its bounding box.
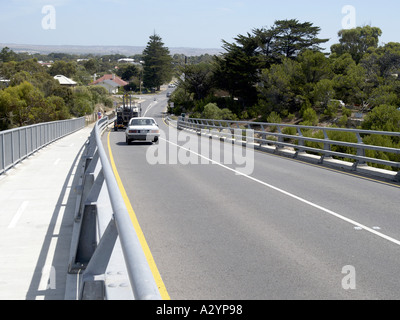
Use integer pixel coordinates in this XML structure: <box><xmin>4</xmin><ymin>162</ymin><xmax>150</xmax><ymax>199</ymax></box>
<box><xmin>167</xmin><ymin>21</ymin><xmax>400</xmax><ymax>170</ymax></box>
<box><xmin>0</xmin><ymin>32</ymin><xmax>182</xmax><ymax>130</ymax></box>
<box><xmin>1</xmin><ymin>22</ymin><xmax>400</xmax><ymax>169</ymax></box>
<box><xmin>169</xmin><ymin>22</ymin><xmax>400</xmax><ymax>131</ymax></box>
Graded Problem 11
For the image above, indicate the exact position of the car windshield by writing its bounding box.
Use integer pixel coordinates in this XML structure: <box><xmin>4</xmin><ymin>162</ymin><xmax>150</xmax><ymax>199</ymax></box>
<box><xmin>130</xmin><ymin>119</ymin><xmax>155</xmax><ymax>126</ymax></box>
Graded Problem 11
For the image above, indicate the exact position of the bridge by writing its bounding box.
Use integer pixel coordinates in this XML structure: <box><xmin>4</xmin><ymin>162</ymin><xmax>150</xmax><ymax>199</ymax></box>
<box><xmin>0</xmin><ymin>90</ymin><xmax>399</xmax><ymax>300</ymax></box>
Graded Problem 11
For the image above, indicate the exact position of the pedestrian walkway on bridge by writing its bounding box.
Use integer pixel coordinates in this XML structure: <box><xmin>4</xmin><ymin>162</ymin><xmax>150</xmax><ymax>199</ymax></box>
<box><xmin>0</xmin><ymin>126</ymin><xmax>92</xmax><ymax>300</ymax></box>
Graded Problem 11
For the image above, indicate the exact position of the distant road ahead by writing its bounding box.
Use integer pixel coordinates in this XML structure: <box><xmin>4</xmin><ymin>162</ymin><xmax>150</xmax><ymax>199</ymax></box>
<box><xmin>104</xmin><ymin>91</ymin><xmax>400</xmax><ymax>300</ymax></box>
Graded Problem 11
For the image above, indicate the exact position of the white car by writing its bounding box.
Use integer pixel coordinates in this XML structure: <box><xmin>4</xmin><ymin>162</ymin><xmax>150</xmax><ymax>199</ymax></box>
<box><xmin>125</xmin><ymin>117</ymin><xmax>160</xmax><ymax>144</ymax></box>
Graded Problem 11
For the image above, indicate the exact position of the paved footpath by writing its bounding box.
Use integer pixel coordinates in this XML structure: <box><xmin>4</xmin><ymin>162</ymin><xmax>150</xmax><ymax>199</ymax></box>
<box><xmin>0</xmin><ymin>126</ymin><xmax>92</xmax><ymax>300</ymax></box>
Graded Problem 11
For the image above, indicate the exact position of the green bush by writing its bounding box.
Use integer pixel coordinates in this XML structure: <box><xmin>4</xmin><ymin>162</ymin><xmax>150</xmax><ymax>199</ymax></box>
<box><xmin>282</xmin><ymin>126</ymin><xmax>297</xmax><ymax>143</ymax></box>
<box><xmin>267</xmin><ymin>111</ymin><xmax>282</xmax><ymax>132</ymax></box>
<box><xmin>342</xmin><ymin>106</ymin><xmax>352</xmax><ymax>117</ymax></box>
<box><xmin>324</xmin><ymin>100</ymin><xmax>339</xmax><ymax>118</ymax></box>
<box><xmin>362</xmin><ymin>105</ymin><xmax>400</xmax><ymax>132</ymax></box>
<box><xmin>363</xmin><ymin>134</ymin><xmax>400</xmax><ymax>170</ymax></box>
<box><xmin>301</xmin><ymin>107</ymin><xmax>319</xmax><ymax>126</ymax></box>
<box><xmin>201</xmin><ymin>103</ymin><xmax>236</xmax><ymax>120</ymax></box>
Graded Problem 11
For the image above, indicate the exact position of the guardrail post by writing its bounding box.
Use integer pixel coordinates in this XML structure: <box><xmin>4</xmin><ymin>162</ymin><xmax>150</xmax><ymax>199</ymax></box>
<box><xmin>322</xmin><ymin>129</ymin><xmax>331</xmax><ymax>152</ymax></box>
<box><xmin>294</xmin><ymin>127</ymin><xmax>305</xmax><ymax>157</ymax></box>
<box><xmin>70</xmin><ymin>204</ymin><xmax>98</xmax><ymax>272</ymax></box>
<box><xmin>320</xmin><ymin>128</ymin><xmax>332</xmax><ymax>164</ymax></box>
<box><xmin>80</xmin><ymin>217</ymin><xmax>118</xmax><ymax>300</ymax></box>
<box><xmin>177</xmin><ymin>117</ymin><xmax>183</xmax><ymax>130</ymax></box>
<box><xmin>354</xmin><ymin>132</ymin><xmax>366</xmax><ymax>170</ymax></box>
<box><xmin>275</xmin><ymin>125</ymin><xmax>284</xmax><ymax>152</ymax></box>
<box><xmin>83</xmin><ymin>132</ymin><xmax>98</xmax><ymax>168</ymax></box>
<box><xmin>76</xmin><ymin>150</ymin><xmax>100</xmax><ymax>221</ymax></box>
<box><xmin>70</xmin><ymin>167</ymin><xmax>105</xmax><ymax>272</ymax></box>
<box><xmin>259</xmin><ymin>125</ymin><xmax>267</xmax><ymax>146</ymax></box>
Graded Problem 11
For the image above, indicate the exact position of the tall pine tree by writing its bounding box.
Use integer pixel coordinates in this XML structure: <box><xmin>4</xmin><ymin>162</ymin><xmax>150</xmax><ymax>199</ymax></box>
<box><xmin>142</xmin><ymin>33</ymin><xmax>173</xmax><ymax>91</ymax></box>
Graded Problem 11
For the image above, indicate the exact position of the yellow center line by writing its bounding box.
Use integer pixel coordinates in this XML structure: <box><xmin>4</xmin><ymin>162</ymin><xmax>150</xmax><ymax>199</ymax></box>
<box><xmin>107</xmin><ymin>130</ymin><xmax>170</xmax><ymax>300</ymax></box>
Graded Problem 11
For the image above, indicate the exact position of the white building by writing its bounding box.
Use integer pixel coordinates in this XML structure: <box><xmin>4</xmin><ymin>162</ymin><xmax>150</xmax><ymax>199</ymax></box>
<box><xmin>54</xmin><ymin>75</ymin><xmax>77</xmax><ymax>87</ymax></box>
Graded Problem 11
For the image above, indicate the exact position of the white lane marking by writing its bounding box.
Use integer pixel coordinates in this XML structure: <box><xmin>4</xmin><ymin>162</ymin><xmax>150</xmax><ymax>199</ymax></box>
<box><xmin>8</xmin><ymin>201</ymin><xmax>29</xmax><ymax>229</ymax></box>
<box><xmin>161</xmin><ymin>137</ymin><xmax>400</xmax><ymax>247</ymax></box>
<box><xmin>143</xmin><ymin>101</ymin><xmax>157</xmax><ymax>117</ymax></box>
<box><xmin>38</xmin><ymin>265</ymin><xmax>56</xmax><ymax>293</ymax></box>
<box><xmin>53</xmin><ymin>158</ymin><xmax>61</xmax><ymax>166</ymax></box>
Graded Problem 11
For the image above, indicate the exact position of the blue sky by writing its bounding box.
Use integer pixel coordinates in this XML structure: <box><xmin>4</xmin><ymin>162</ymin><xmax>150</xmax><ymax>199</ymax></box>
<box><xmin>0</xmin><ymin>0</ymin><xmax>399</xmax><ymax>51</ymax></box>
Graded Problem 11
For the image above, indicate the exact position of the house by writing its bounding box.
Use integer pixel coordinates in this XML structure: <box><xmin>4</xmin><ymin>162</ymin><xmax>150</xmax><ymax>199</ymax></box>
<box><xmin>89</xmin><ymin>74</ymin><xmax>128</xmax><ymax>94</ymax></box>
<box><xmin>54</xmin><ymin>75</ymin><xmax>77</xmax><ymax>87</ymax></box>
<box><xmin>97</xmin><ymin>79</ymin><xmax>121</xmax><ymax>94</ymax></box>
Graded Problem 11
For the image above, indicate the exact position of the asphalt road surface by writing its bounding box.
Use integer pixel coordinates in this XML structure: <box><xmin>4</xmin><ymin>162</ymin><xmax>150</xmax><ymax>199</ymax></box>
<box><xmin>103</xmin><ymin>90</ymin><xmax>400</xmax><ymax>300</ymax></box>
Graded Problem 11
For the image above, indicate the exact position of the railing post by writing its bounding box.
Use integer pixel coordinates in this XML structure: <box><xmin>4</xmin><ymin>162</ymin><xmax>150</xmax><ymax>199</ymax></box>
<box><xmin>295</xmin><ymin>126</ymin><xmax>306</xmax><ymax>157</ymax></box>
<box><xmin>17</xmin><ymin>128</ymin><xmax>21</xmax><ymax>163</ymax></box>
<box><xmin>69</xmin><ymin>167</ymin><xmax>106</xmax><ymax>273</ymax></box>
<box><xmin>10</xmin><ymin>131</ymin><xmax>14</xmax><ymax>168</ymax></box>
<box><xmin>23</xmin><ymin>128</ymin><xmax>27</xmax><ymax>158</ymax></box>
<box><xmin>260</xmin><ymin>125</ymin><xmax>267</xmax><ymax>146</ymax></box>
<box><xmin>354</xmin><ymin>132</ymin><xmax>366</xmax><ymax>169</ymax></box>
<box><xmin>320</xmin><ymin>128</ymin><xmax>332</xmax><ymax>164</ymax></box>
<box><xmin>75</xmin><ymin>150</ymin><xmax>100</xmax><ymax>221</ymax></box>
<box><xmin>177</xmin><ymin>117</ymin><xmax>182</xmax><ymax>130</ymax></box>
<box><xmin>70</xmin><ymin>204</ymin><xmax>98</xmax><ymax>272</ymax></box>
<box><xmin>275</xmin><ymin>125</ymin><xmax>284</xmax><ymax>152</ymax></box>
<box><xmin>1</xmin><ymin>134</ymin><xmax>5</xmax><ymax>173</ymax></box>
<box><xmin>80</xmin><ymin>217</ymin><xmax>118</xmax><ymax>300</ymax></box>
<box><xmin>322</xmin><ymin>129</ymin><xmax>331</xmax><ymax>152</ymax></box>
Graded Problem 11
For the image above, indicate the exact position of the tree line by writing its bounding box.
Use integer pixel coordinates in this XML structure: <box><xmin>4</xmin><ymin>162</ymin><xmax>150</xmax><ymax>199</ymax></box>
<box><xmin>1</xmin><ymin>20</ymin><xmax>400</xmax><ymax>164</ymax></box>
<box><xmin>167</xmin><ymin>20</ymin><xmax>400</xmax><ymax>170</ymax></box>
<box><xmin>0</xmin><ymin>30</ymin><xmax>204</xmax><ymax>131</ymax></box>
<box><xmin>0</xmin><ymin>34</ymin><xmax>177</xmax><ymax>130</ymax></box>
<box><xmin>170</xmin><ymin>21</ymin><xmax>400</xmax><ymax>132</ymax></box>
<box><xmin>0</xmin><ymin>55</ymin><xmax>114</xmax><ymax>130</ymax></box>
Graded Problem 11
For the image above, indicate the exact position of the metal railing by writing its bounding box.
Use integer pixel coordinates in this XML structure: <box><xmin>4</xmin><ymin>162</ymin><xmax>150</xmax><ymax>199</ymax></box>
<box><xmin>0</xmin><ymin>117</ymin><xmax>85</xmax><ymax>175</ymax></box>
<box><xmin>175</xmin><ymin>117</ymin><xmax>400</xmax><ymax>181</ymax></box>
<box><xmin>69</xmin><ymin>116</ymin><xmax>162</xmax><ymax>300</ymax></box>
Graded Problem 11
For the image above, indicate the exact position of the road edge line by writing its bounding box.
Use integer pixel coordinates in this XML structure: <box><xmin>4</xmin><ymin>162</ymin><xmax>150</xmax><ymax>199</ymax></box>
<box><xmin>107</xmin><ymin>131</ymin><xmax>170</xmax><ymax>300</ymax></box>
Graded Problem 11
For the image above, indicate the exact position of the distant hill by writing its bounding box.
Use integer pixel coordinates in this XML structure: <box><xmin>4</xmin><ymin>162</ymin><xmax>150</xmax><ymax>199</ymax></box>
<box><xmin>0</xmin><ymin>43</ymin><xmax>223</xmax><ymax>57</ymax></box>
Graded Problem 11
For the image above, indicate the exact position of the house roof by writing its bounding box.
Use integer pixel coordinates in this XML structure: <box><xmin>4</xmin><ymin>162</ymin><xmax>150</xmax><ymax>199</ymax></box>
<box><xmin>101</xmin><ymin>80</ymin><xmax>120</xmax><ymax>88</ymax></box>
<box><xmin>90</xmin><ymin>74</ymin><xmax>128</xmax><ymax>87</ymax></box>
<box><xmin>54</xmin><ymin>75</ymin><xmax>77</xmax><ymax>86</ymax></box>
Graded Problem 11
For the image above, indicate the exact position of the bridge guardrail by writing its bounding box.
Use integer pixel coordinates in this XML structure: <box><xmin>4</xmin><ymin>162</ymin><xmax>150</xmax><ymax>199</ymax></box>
<box><xmin>0</xmin><ymin>117</ymin><xmax>86</xmax><ymax>175</ymax></box>
<box><xmin>174</xmin><ymin>117</ymin><xmax>400</xmax><ymax>181</ymax></box>
<box><xmin>68</xmin><ymin>116</ymin><xmax>162</xmax><ymax>300</ymax></box>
